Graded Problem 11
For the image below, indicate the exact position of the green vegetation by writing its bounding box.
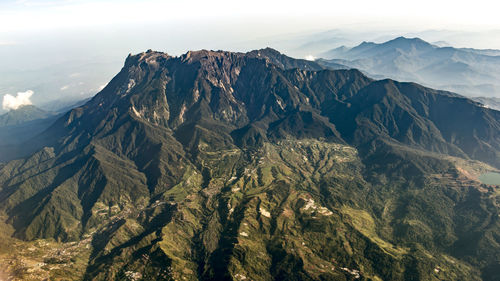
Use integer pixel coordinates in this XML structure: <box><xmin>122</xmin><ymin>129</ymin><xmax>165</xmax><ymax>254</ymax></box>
<box><xmin>0</xmin><ymin>49</ymin><xmax>499</xmax><ymax>280</ymax></box>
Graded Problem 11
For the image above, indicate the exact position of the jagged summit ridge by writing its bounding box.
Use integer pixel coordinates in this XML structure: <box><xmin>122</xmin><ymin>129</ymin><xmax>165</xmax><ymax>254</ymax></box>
<box><xmin>76</xmin><ymin>48</ymin><xmax>364</xmax><ymax>142</ymax></box>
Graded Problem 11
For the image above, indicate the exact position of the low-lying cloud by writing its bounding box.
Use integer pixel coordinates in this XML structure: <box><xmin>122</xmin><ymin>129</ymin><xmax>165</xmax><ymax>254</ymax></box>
<box><xmin>305</xmin><ymin>55</ymin><xmax>315</xmax><ymax>61</ymax></box>
<box><xmin>2</xmin><ymin>90</ymin><xmax>34</xmax><ymax>110</ymax></box>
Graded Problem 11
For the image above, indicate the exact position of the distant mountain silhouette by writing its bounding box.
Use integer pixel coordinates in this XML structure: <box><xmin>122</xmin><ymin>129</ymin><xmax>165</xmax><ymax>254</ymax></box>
<box><xmin>474</xmin><ymin>96</ymin><xmax>500</xmax><ymax>111</ymax></box>
<box><xmin>0</xmin><ymin>105</ymin><xmax>58</xmax><ymax>146</ymax></box>
<box><xmin>319</xmin><ymin>36</ymin><xmax>500</xmax><ymax>98</ymax></box>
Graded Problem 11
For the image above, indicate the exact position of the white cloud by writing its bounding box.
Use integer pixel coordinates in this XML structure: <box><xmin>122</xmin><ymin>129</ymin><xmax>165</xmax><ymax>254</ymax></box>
<box><xmin>2</xmin><ymin>90</ymin><xmax>34</xmax><ymax>110</ymax></box>
<box><xmin>305</xmin><ymin>55</ymin><xmax>315</xmax><ymax>61</ymax></box>
<box><xmin>60</xmin><ymin>85</ymin><xmax>70</xmax><ymax>90</ymax></box>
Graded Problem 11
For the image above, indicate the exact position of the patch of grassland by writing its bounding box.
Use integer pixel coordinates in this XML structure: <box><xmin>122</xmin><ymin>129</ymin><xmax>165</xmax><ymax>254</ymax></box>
<box><xmin>341</xmin><ymin>206</ymin><xmax>409</xmax><ymax>257</ymax></box>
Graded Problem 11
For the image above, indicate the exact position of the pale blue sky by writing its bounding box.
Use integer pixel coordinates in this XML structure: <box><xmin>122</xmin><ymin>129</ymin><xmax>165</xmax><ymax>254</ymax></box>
<box><xmin>1</xmin><ymin>0</ymin><xmax>500</xmax><ymax>111</ymax></box>
<box><xmin>1</xmin><ymin>0</ymin><xmax>500</xmax><ymax>52</ymax></box>
<box><xmin>1</xmin><ymin>0</ymin><xmax>500</xmax><ymax>35</ymax></box>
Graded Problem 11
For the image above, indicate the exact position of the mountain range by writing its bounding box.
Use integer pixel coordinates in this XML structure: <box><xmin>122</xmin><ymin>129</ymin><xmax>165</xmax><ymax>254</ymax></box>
<box><xmin>474</xmin><ymin>96</ymin><xmax>500</xmax><ymax>111</ymax></box>
<box><xmin>318</xmin><ymin>36</ymin><xmax>500</xmax><ymax>98</ymax></box>
<box><xmin>0</xmin><ymin>105</ymin><xmax>58</xmax><ymax>146</ymax></box>
<box><xmin>0</xmin><ymin>48</ymin><xmax>499</xmax><ymax>280</ymax></box>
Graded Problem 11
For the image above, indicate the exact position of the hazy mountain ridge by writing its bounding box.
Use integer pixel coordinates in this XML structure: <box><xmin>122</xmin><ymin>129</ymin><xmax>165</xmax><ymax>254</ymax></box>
<box><xmin>0</xmin><ymin>105</ymin><xmax>56</xmax><ymax>127</ymax></box>
<box><xmin>474</xmin><ymin>96</ymin><xmax>500</xmax><ymax>111</ymax></box>
<box><xmin>319</xmin><ymin>36</ymin><xmax>500</xmax><ymax>98</ymax></box>
<box><xmin>0</xmin><ymin>48</ymin><xmax>499</xmax><ymax>280</ymax></box>
<box><xmin>0</xmin><ymin>105</ymin><xmax>59</xmax><ymax>149</ymax></box>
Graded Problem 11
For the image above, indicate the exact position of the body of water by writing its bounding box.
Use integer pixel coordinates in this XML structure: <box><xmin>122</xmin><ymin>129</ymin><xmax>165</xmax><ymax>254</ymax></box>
<box><xmin>478</xmin><ymin>172</ymin><xmax>500</xmax><ymax>185</ymax></box>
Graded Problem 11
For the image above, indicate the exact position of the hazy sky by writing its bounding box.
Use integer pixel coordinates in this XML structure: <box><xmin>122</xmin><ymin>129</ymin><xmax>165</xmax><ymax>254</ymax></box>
<box><xmin>2</xmin><ymin>0</ymin><xmax>500</xmax><ymax>53</ymax></box>
<box><xmin>1</xmin><ymin>0</ymin><xmax>500</xmax><ymax>35</ymax></box>
<box><xmin>1</xmin><ymin>0</ymin><xmax>500</xmax><ymax>111</ymax></box>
